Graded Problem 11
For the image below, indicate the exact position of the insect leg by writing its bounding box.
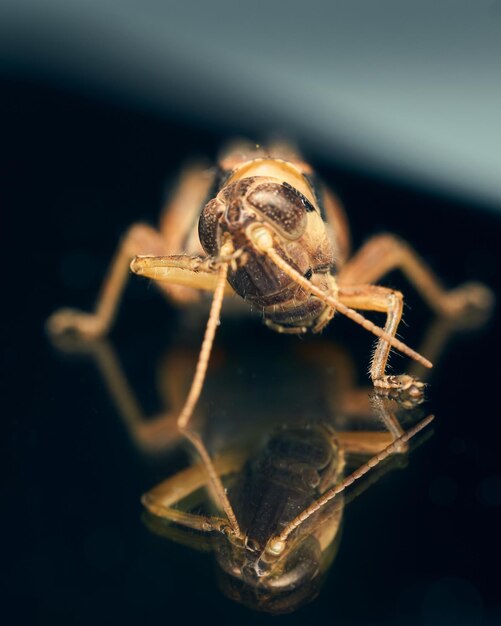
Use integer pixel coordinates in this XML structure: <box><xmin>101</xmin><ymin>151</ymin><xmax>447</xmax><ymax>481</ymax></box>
<box><xmin>60</xmin><ymin>338</ymin><xmax>196</xmax><ymax>453</ymax></box>
<box><xmin>337</xmin><ymin>430</ymin><xmax>405</xmax><ymax>455</ymax></box>
<box><xmin>130</xmin><ymin>254</ymin><xmax>234</xmax><ymax>294</ymax></box>
<box><xmin>338</xmin><ymin>234</ymin><xmax>493</xmax><ymax>318</ymax></box>
<box><xmin>337</xmin><ymin>284</ymin><xmax>425</xmax><ymax>398</ymax></box>
<box><xmin>142</xmin><ymin>450</ymin><xmax>245</xmax><ymax>533</ymax></box>
<box><xmin>131</xmin><ymin>254</ymin><xmax>233</xmax><ymax>434</ymax></box>
<box><xmin>47</xmin><ymin>223</ymin><xmax>174</xmax><ymax>339</ymax></box>
<box><xmin>159</xmin><ymin>162</ymin><xmax>214</xmax><ymax>252</ymax></box>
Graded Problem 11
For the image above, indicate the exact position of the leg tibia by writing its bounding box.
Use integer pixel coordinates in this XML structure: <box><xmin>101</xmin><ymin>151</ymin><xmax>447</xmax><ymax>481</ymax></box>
<box><xmin>338</xmin><ymin>285</ymin><xmax>425</xmax><ymax>402</ymax></box>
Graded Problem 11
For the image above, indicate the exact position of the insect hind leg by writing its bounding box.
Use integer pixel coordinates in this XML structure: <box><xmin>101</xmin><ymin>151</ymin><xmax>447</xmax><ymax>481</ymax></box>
<box><xmin>338</xmin><ymin>234</ymin><xmax>493</xmax><ymax>319</ymax></box>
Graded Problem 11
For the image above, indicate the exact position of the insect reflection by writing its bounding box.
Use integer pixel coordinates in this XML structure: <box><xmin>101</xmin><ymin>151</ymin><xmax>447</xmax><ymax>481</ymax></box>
<box><xmin>51</xmin><ymin>328</ymin><xmax>433</xmax><ymax>613</ymax></box>
<box><xmin>143</xmin><ymin>403</ymin><xmax>431</xmax><ymax>614</ymax></box>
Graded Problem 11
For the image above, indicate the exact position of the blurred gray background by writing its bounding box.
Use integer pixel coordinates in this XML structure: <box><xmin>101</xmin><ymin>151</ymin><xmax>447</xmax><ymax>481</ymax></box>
<box><xmin>2</xmin><ymin>0</ymin><xmax>501</xmax><ymax>209</ymax></box>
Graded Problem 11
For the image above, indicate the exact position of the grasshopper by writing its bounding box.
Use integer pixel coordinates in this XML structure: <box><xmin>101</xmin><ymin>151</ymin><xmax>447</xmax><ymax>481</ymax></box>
<box><xmin>48</xmin><ymin>139</ymin><xmax>490</xmax><ymax>439</ymax></box>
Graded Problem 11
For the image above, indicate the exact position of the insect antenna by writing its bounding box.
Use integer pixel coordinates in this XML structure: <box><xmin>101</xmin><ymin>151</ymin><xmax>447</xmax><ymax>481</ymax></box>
<box><xmin>177</xmin><ymin>245</ymin><xmax>243</xmax><ymax>540</ymax></box>
<box><xmin>271</xmin><ymin>414</ymin><xmax>434</xmax><ymax>548</ymax></box>
<box><xmin>253</xmin><ymin>231</ymin><xmax>431</xmax><ymax>369</ymax></box>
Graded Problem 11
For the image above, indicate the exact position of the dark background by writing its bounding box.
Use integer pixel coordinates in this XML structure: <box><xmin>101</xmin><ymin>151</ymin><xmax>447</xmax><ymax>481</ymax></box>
<box><xmin>2</xmin><ymin>77</ymin><xmax>500</xmax><ymax>626</ymax></box>
<box><xmin>2</xmin><ymin>5</ymin><xmax>501</xmax><ymax>618</ymax></box>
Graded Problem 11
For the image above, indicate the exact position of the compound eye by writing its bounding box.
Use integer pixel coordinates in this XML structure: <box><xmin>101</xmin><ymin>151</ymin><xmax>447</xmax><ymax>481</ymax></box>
<box><xmin>199</xmin><ymin>197</ymin><xmax>224</xmax><ymax>256</ymax></box>
<box><xmin>247</xmin><ymin>182</ymin><xmax>311</xmax><ymax>240</ymax></box>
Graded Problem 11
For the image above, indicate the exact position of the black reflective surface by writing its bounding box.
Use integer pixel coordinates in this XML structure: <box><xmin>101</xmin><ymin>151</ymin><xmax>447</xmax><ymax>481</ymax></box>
<box><xmin>3</xmin><ymin>80</ymin><xmax>501</xmax><ymax>625</ymax></box>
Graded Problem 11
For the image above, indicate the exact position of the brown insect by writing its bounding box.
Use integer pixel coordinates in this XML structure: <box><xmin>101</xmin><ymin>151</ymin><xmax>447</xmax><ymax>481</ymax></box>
<box><xmin>48</xmin><ymin>139</ymin><xmax>490</xmax><ymax>419</ymax></box>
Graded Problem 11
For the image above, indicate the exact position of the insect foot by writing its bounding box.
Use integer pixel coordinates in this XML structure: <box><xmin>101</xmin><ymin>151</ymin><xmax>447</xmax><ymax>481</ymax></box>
<box><xmin>46</xmin><ymin>308</ymin><xmax>106</xmax><ymax>340</ymax></box>
<box><xmin>442</xmin><ymin>282</ymin><xmax>495</xmax><ymax>327</ymax></box>
<box><xmin>373</xmin><ymin>374</ymin><xmax>426</xmax><ymax>407</ymax></box>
